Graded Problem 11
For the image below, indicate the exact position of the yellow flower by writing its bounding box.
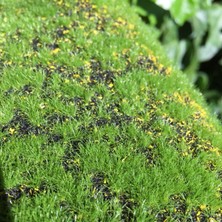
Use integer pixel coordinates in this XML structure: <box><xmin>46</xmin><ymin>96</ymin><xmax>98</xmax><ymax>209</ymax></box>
<box><xmin>9</xmin><ymin>128</ymin><xmax>15</xmax><ymax>135</ymax></box>
<box><xmin>108</xmin><ymin>83</ymin><xmax>113</xmax><ymax>88</ymax></box>
<box><xmin>200</xmin><ymin>204</ymin><xmax>206</xmax><ymax>210</ymax></box>
<box><xmin>51</xmin><ymin>48</ymin><xmax>60</xmax><ymax>54</ymax></box>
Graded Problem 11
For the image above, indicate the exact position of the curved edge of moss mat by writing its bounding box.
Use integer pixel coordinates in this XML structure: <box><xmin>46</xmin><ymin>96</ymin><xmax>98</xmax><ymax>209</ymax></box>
<box><xmin>0</xmin><ymin>0</ymin><xmax>222</xmax><ymax>221</ymax></box>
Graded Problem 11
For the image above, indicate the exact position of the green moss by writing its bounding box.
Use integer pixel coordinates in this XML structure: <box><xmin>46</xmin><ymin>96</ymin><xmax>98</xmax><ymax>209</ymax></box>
<box><xmin>0</xmin><ymin>0</ymin><xmax>222</xmax><ymax>221</ymax></box>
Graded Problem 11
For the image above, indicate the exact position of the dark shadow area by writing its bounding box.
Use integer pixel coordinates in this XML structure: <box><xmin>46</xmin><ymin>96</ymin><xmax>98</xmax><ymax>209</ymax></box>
<box><xmin>129</xmin><ymin>0</ymin><xmax>170</xmax><ymax>28</ymax></box>
<box><xmin>0</xmin><ymin>164</ymin><xmax>13</xmax><ymax>222</ymax></box>
<box><xmin>200</xmin><ymin>49</ymin><xmax>222</xmax><ymax>94</ymax></box>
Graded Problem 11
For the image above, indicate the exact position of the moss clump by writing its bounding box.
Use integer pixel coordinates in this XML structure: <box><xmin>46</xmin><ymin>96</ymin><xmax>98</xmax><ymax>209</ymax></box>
<box><xmin>0</xmin><ymin>0</ymin><xmax>222</xmax><ymax>221</ymax></box>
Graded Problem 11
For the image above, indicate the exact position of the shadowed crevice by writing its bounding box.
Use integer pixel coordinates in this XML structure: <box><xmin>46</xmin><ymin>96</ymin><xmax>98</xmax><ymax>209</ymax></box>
<box><xmin>0</xmin><ymin>164</ymin><xmax>13</xmax><ymax>222</ymax></box>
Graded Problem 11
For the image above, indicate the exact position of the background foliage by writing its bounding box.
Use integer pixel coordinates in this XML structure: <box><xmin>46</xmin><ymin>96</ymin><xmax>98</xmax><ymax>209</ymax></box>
<box><xmin>129</xmin><ymin>0</ymin><xmax>222</xmax><ymax>120</ymax></box>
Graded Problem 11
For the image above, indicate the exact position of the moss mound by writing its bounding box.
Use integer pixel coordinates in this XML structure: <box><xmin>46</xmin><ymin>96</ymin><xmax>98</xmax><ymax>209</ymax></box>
<box><xmin>0</xmin><ymin>0</ymin><xmax>222</xmax><ymax>221</ymax></box>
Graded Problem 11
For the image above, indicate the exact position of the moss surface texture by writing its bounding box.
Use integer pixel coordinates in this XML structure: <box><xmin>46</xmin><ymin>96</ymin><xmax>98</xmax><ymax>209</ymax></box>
<box><xmin>0</xmin><ymin>0</ymin><xmax>222</xmax><ymax>221</ymax></box>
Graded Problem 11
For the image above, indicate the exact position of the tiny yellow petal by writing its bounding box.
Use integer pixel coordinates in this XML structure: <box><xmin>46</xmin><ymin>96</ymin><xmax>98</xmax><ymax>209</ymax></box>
<box><xmin>9</xmin><ymin>128</ymin><xmax>15</xmax><ymax>135</ymax></box>
<box><xmin>63</xmin><ymin>29</ymin><xmax>69</xmax><ymax>34</ymax></box>
<box><xmin>200</xmin><ymin>205</ymin><xmax>206</xmax><ymax>210</ymax></box>
<box><xmin>108</xmin><ymin>83</ymin><xmax>113</xmax><ymax>88</ymax></box>
<box><xmin>51</xmin><ymin>48</ymin><xmax>60</xmax><ymax>54</ymax></box>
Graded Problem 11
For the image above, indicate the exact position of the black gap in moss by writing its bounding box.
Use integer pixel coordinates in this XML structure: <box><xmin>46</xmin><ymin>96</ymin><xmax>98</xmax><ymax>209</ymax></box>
<box><xmin>62</xmin><ymin>139</ymin><xmax>86</xmax><ymax>173</ymax></box>
<box><xmin>4</xmin><ymin>84</ymin><xmax>33</xmax><ymax>97</ymax></box>
<box><xmin>4</xmin><ymin>87</ymin><xmax>15</xmax><ymax>96</ymax></box>
<box><xmin>47</xmin><ymin>133</ymin><xmax>64</xmax><ymax>144</ymax></box>
<box><xmin>32</xmin><ymin>37</ymin><xmax>41</xmax><ymax>51</ymax></box>
<box><xmin>55</xmin><ymin>26</ymin><xmax>70</xmax><ymax>39</ymax></box>
<box><xmin>188</xmin><ymin>207</ymin><xmax>209</xmax><ymax>222</ymax></box>
<box><xmin>44</xmin><ymin>112</ymin><xmax>73</xmax><ymax>126</ymax></box>
<box><xmin>0</xmin><ymin>164</ymin><xmax>13</xmax><ymax>222</ymax></box>
<box><xmin>91</xmin><ymin>172</ymin><xmax>114</xmax><ymax>201</ymax></box>
<box><xmin>140</xmin><ymin>144</ymin><xmax>158</xmax><ymax>166</ymax></box>
<box><xmin>119</xmin><ymin>192</ymin><xmax>137</xmax><ymax>222</ymax></box>
<box><xmin>59</xmin><ymin>200</ymin><xmax>78</xmax><ymax>219</ymax></box>
<box><xmin>1</xmin><ymin>109</ymin><xmax>43</xmax><ymax>137</ymax></box>
<box><xmin>1</xmin><ymin>182</ymin><xmax>53</xmax><ymax>205</ymax></box>
<box><xmin>76</xmin><ymin>0</ymin><xmax>94</xmax><ymax>14</ymax></box>
<box><xmin>155</xmin><ymin>208</ymin><xmax>170</xmax><ymax>222</ymax></box>
<box><xmin>169</xmin><ymin>193</ymin><xmax>187</xmax><ymax>220</ymax></box>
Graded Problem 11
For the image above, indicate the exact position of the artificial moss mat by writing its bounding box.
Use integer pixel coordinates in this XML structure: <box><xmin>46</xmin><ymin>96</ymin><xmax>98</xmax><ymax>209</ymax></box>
<box><xmin>0</xmin><ymin>0</ymin><xmax>222</xmax><ymax>221</ymax></box>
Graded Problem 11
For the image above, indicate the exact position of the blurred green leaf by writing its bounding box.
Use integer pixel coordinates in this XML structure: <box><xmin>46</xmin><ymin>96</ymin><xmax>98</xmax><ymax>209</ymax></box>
<box><xmin>152</xmin><ymin>0</ymin><xmax>213</xmax><ymax>25</ymax></box>
<box><xmin>130</xmin><ymin>0</ymin><xmax>222</xmax><ymax>118</ymax></box>
<box><xmin>154</xmin><ymin>0</ymin><xmax>174</xmax><ymax>10</ymax></box>
<box><xmin>191</xmin><ymin>10</ymin><xmax>208</xmax><ymax>46</ymax></box>
<box><xmin>136</xmin><ymin>0</ymin><xmax>168</xmax><ymax>27</ymax></box>
<box><xmin>197</xmin><ymin>5</ymin><xmax>222</xmax><ymax>61</ymax></box>
<box><xmin>199</xmin><ymin>0</ymin><xmax>213</xmax><ymax>8</ymax></box>
<box><xmin>207</xmin><ymin>94</ymin><xmax>222</xmax><ymax>120</ymax></box>
<box><xmin>164</xmin><ymin>40</ymin><xmax>187</xmax><ymax>69</ymax></box>
<box><xmin>204</xmin><ymin>90</ymin><xmax>221</xmax><ymax>102</ymax></box>
<box><xmin>160</xmin><ymin>17</ymin><xmax>188</xmax><ymax>70</ymax></box>
<box><xmin>195</xmin><ymin>72</ymin><xmax>209</xmax><ymax>91</ymax></box>
<box><xmin>131</xmin><ymin>5</ymin><xmax>148</xmax><ymax>16</ymax></box>
<box><xmin>148</xmin><ymin>14</ymin><xmax>158</xmax><ymax>26</ymax></box>
<box><xmin>171</xmin><ymin>0</ymin><xmax>199</xmax><ymax>25</ymax></box>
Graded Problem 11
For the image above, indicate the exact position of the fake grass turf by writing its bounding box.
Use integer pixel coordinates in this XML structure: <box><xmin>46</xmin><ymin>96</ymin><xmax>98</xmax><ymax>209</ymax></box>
<box><xmin>0</xmin><ymin>0</ymin><xmax>222</xmax><ymax>221</ymax></box>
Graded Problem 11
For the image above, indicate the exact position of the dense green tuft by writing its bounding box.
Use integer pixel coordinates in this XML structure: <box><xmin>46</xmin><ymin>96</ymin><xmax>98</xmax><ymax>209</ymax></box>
<box><xmin>0</xmin><ymin>0</ymin><xmax>222</xmax><ymax>221</ymax></box>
